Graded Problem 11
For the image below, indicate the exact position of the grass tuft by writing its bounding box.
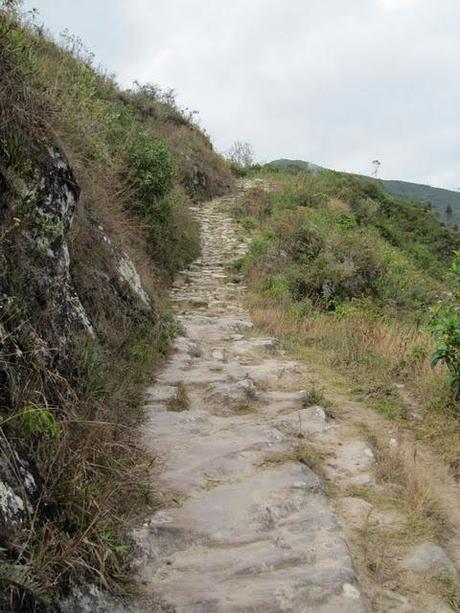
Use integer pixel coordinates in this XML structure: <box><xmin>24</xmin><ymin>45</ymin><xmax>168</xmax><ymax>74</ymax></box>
<box><xmin>167</xmin><ymin>383</ymin><xmax>190</xmax><ymax>412</ymax></box>
<box><xmin>265</xmin><ymin>441</ymin><xmax>326</xmax><ymax>476</ymax></box>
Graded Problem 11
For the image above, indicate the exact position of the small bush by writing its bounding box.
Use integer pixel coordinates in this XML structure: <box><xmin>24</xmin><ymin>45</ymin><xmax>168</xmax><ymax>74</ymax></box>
<box><xmin>431</xmin><ymin>252</ymin><xmax>460</xmax><ymax>402</ymax></box>
<box><xmin>266</xmin><ymin>275</ymin><xmax>290</xmax><ymax>301</ymax></box>
<box><xmin>241</xmin><ymin>216</ymin><xmax>258</xmax><ymax>231</ymax></box>
<box><xmin>127</xmin><ymin>135</ymin><xmax>175</xmax><ymax>209</ymax></box>
<box><xmin>303</xmin><ymin>384</ymin><xmax>331</xmax><ymax>408</ymax></box>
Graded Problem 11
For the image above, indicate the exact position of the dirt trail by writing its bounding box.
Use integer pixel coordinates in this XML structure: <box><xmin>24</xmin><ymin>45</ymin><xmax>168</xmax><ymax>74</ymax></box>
<box><xmin>132</xmin><ymin>188</ymin><xmax>459</xmax><ymax>612</ymax></box>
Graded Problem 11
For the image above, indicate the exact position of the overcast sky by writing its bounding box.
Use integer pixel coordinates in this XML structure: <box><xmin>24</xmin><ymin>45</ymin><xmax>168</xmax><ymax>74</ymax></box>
<box><xmin>23</xmin><ymin>0</ymin><xmax>460</xmax><ymax>189</ymax></box>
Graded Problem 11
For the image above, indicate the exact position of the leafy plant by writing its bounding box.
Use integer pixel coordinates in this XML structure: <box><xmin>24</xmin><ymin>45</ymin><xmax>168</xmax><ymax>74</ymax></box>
<box><xmin>20</xmin><ymin>405</ymin><xmax>60</xmax><ymax>439</ymax></box>
<box><xmin>128</xmin><ymin>135</ymin><xmax>175</xmax><ymax>208</ymax></box>
<box><xmin>431</xmin><ymin>251</ymin><xmax>460</xmax><ymax>401</ymax></box>
<box><xmin>241</xmin><ymin>216</ymin><xmax>258</xmax><ymax>231</ymax></box>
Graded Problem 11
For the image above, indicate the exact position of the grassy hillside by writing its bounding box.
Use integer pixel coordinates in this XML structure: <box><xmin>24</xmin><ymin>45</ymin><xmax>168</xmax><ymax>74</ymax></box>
<box><xmin>0</xmin><ymin>3</ymin><xmax>232</xmax><ymax>609</ymax></box>
<box><xmin>269</xmin><ymin>159</ymin><xmax>460</xmax><ymax>225</ymax></box>
<box><xmin>232</xmin><ymin>169</ymin><xmax>460</xmax><ymax>472</ymax></box>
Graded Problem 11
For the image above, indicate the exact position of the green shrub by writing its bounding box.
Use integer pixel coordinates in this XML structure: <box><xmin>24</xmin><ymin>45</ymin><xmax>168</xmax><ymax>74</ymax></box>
<box><xmin>228</xmin><ymin>161</ymin><xmax>248</xmax><ymax>177</ymax></box>
<box><xmin>145</xmin><ymin>189</ymin><xmax>200</xmax><ymax>275</ymax></box>
<box><xmin>431</xmin><ymin>252</ymin><xmax>460</xmax><ymax>401</ymax></box>
<box><xmin>128</xmin><ymin>135</ymin><xmax>175</xmax><ymax>208</ymax></box>
<box><xmin>336</xmin><ymin>211</ymin><xmax>358</xmax><ymax>230</ymax></box>
<box><xmin>266</xmin><ymin>275</ymin><xmax>290</xmax><ymax>301</ymax></box>
<box><xmin>273</xmin><ymin>212</ymin><xmax>323</xmax><ymax>263</ymax></box>
<box><xmin>248</xmin><ymin>234</ymin><xmax>273</xmax><ymax>259</ymax></box>
<box><xmin>289</xmin><ymin>298</ymin><xmax>314</xmax><ymax>320</ymax></box>
<box><xmin>241</xmin><ymin>216</ymin><xmax>258</xmax><ymax>231</ymax></box>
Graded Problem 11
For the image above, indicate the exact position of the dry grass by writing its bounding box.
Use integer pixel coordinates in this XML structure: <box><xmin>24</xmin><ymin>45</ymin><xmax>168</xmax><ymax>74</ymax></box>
<box><xmin>234</xmin><ymin>401</ymin><xmax>256</xmax><ymax>414</ymax></box>
<box><xmin>0</xmin><ymin>313</ymin><xmax>167</xmax><ymax>609</ymax></box>
<box><xmin>264</xmin><ymin>441</ymin><xmax>326</xmax><ymax>476</ymax></box>
<box><xmin>367</xmin><ymin>430</ymin><xmax>446</xmax><ymax>534</ymax></box>
<box><xmin>294</xmin><ymin>441</ymin><xmax>326</xmax><ymax>474</ymax></box>
<box><xmin>250</xmin><ymin>294</ymin><xmax>433</xmax><ymax>389</ymax></box>
<box><xmin>438</xmin><ymin>570</ymin><xmax>460</xmax><ymax>610</ymax></box>
<box><xmin>247</xmin><ymin>293</ymin><xmax>460</xmax><ymax>477</ymax></box>
<box><xmin>327</xmin><ymin>197</ymin><xmax>350</xmax><ymax>212</ymax></box>
<box><xmin>342</xmin><ymin>420</ymin><xmax>459</xmax><ymax>601</ymax></box>
<box><xmin>355</xmin><ymin>518</ymin><xmax>460</xmax><ymax>611</ymax></box>
<box><xmin>167</xmin><ymin>383</ymin><xmax>190</xmax><ymax>412</ymax></box>
<box><xmin>303</xmin><ymin>383</ymin><xmax>333</xmax><ymax>409</ymax></box>
<box><xmin>342</xmin><ymin>428</ymin><xmax>458</xmax><ymax>609</ymax></box>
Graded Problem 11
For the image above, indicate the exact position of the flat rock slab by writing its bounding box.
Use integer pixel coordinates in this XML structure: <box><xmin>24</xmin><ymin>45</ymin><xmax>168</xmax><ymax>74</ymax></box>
<box><xmin>323</xmin><ymin>440</ymin><xmax>375</xmax><ymax>487</ymax></box>
<box><xmin>402</xmin><ymin>543</ymin><xmax>457</xmax><ymax>577</ymax></box>
<box><xmin>277</xmin><ymin>406</ymin><xmax>330</xmax><ymax>436</ymax></box>
<box><xmin>136</xmin><ymin>464</ymin><xmax>364</xmax><ymax>612</ymax></box>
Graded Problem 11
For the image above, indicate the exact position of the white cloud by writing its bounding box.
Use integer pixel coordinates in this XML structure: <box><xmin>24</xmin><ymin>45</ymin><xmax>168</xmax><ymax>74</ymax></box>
<box><xmin>376</xmin><ymin>0</ymin><xmax>418</xmax><ymax>11</ymax></box>
<box><xmin>23</xmin><ymin>0</ymin><xmax>460</xmax><ymax>189</ymax></box>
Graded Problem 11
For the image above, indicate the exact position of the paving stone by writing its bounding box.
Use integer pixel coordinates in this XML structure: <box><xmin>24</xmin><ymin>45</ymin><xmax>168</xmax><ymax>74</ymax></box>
<box><xmin>134</xmin><ymin>195</ymin><xmax>368</xmax><ymax>612</ymax></box>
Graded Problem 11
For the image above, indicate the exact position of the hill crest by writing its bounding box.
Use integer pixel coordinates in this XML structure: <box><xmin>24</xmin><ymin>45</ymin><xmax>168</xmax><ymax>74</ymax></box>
<box><xmin>270</xmin><ymin>158</ymin><xmax>460</xmax><ymax>224</ymax></box>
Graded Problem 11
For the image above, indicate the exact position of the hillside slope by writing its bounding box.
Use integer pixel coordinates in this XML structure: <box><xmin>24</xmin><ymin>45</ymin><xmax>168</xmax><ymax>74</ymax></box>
<box><xmin>0</xmin><ymin>5</ymin><xmax>232</xmax><ymax>610</ymax></box>
<box><xmin>270</xmin><ymin>158</ymin><xmax>460</xmax><ymax>224</ymax></box>
<box><xmin>232</xmin><ymin>169</ymin><xmax>460</xmax><ymax>460</ymax></box>
<box><xmin>230</xmin><ymin>174</ymin><xmax>460</xmax><ymax>612</ymax></box>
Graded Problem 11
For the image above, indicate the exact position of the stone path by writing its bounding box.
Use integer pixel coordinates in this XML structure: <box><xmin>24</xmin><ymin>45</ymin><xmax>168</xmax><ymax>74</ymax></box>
<box><xmin>133</xmin><ymin>193</ymin><xmax>369</xmax><ymax>612</ymax></box>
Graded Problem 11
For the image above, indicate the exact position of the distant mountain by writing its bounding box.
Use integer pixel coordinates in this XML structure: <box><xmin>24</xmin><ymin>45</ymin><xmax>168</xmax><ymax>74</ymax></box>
<box><xmin>269</xmin><ymin>159</ymin><xmax>460</xmax><ymax>225</ymax></box>
<box><xmin>270</xmin><ymin>159</ymin><xmax>324</xmax><ymax>174</ymax></box>
<box><xmin>377</xmin><ymin>180</ymin><xmax>460</xmax><ymax>224</ymax></box>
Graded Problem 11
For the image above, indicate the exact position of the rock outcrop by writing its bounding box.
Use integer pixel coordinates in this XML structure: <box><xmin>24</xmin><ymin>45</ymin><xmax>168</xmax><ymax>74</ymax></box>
<box><xmin>0</xmin><ymin>143</ymin><xmax>154</xmax><ymax>607</ymax></box>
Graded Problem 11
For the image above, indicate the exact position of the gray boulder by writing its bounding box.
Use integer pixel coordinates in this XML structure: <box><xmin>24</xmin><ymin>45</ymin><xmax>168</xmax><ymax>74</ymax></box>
<box><xmin>402</xmin><ymin>543</ymin><xmax>457</xmax><ymax>576</ymax></box>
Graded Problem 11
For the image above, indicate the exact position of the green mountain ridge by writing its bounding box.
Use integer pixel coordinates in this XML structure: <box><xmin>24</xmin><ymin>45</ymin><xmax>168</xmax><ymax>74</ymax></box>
<box><xmin>270</xmin><ymin>158</ymin><xmax>460</xmax><ymax>225</ymax></box>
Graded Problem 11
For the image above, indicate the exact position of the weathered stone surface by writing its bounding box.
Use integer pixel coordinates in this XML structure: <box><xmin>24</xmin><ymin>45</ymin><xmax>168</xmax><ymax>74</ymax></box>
<box><xmin>324</xmin><ymin>440</ymin><xmax>375</xmax><ymax>487</ymax></box>
<box><xmin>2</xmin><ymin>147</ymin><xmax>94</xmax><ymax>345</ymax></box>
<box><xmin>277</xmin><ymin>405</ymin><xmax>329</xmax><ymax>436</ymax></box>
<box><xmin>378</xmin><ymin>589</ymin><xmax>414</xmax><ymax>613</ymax></box>
<box><xmin>0</xmin><ymin>147</ymin><xmax>91</xmax><ymax>553</ymax></box>
<box><xmin>94</xmin><ymin>223</ymin><xmax>152</xmax><ymax>312</ymax></box>
<box><xmin>402</xmin><ymin>543</ymin><xmax>457</xmax><ymax>576</ymax></box>
<box><xmin>338</xmin><ymin>496</ymin><xmax>373</xmax><ymax>527</ymax></box>
<box><xmin>59</xmin><ymin>584</ymin><xmax>142</xmax><ymax>613</ymax></box>
<box><xmin>134</xmin><ymin>195</ymin><xmax>368</xmax><ymax>611</ymax></box>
